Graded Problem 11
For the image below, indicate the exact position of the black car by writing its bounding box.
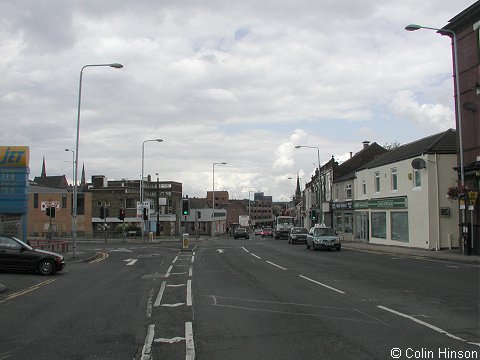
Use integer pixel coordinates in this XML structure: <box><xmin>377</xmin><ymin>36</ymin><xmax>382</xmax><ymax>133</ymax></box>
<box><xmin>0</xmin><ymin>235</ymin><xmax>65</xmax><ymax>275</ymax></box>
<box><xmin>233</xmin><ymin>228</ymin><xmax>249</xmax><ymax>239</ymax></box>
<box><xmin>288</xmin><ymin>227</ymin><xmax>308</xmax><ymax>244</ymax></box>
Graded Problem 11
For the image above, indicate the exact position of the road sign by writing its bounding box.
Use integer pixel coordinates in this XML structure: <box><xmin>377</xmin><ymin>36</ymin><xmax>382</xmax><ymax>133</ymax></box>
<box><xmin>41</xmin><ymin>201</ymin><xmax>60</xmax><ymax>211</ymax></box>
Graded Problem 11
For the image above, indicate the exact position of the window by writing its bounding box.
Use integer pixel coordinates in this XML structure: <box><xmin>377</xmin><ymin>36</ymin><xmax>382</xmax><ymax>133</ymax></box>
<box><xmin>391</xmin><ymin>168</ymin><xmax>398</xmax><ymax>191</ymax></box>
<box><xmin>371</xmin><ymin>212</ymin><xmax>386</xmax><ymax>238</ymax></box>
<box><xmin>345</xmin><ymin>184</ymin><xmax>352</xmax><ymax>199</ymax></box>
<box><xmin>34</xmin><ymin>193</ymin><xmax>39</xmax><ymax>208</ymax></box>
<box><xmin>62</xmin><ymin>194</ymin><xmax>67</xmax><ymax>208</ymax></box>
<box><xmin>335</xmin><ymin>185</ymin><xmax>339</xmax><ymax>200</ymax></box>
<box><xmin>126</xmin><ymin>198</ymin><xmax>136</xmax><ymax>209</ymax></box>
<box><xmin>413</xmin><ymin>169</ymin><xmax>421</xmax><ymax>188</ymax></box>
<box><xmin>335</xmin><ymin>213</ymin><xmax>343</xmax><ymax>232</ymax></box>
<box><xmin>344</xmin><ymin>213</ymin><xmax>353</xmax><ymax>234</ymax></box>
<box><xmin>374</xmin><ymin>172</ymin><xmax>380</xmax><ymax>193</ymax></box>
<box><xmin>362</xmin><ymin>179</ymin><xmax>366</xmax><ymax>195</ymax></box>
<box><xmin>391</xmin><ymin>212</ymin><xmax>409</xmax><ymax>242</ymax></box>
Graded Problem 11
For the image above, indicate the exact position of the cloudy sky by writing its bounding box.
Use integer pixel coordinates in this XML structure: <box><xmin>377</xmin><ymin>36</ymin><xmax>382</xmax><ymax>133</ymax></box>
<box><xmin>0</xmin><ymin>0</ymin><xmax>475</xmax><ymax>201</ymax></box>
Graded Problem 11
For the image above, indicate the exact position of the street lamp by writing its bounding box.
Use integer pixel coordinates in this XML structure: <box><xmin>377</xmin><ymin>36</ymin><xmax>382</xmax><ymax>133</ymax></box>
<box><xmin>405</xmin><ymin>24</ymin><xmax>466</xmax><ymax>248</ymax></box>
<box><xmin>141</xmin><ymin>138</ymin><xmax>163</xmax><ymax>241</ymax></box>
<box><xmin>73</xmin><ymin>63</ymin><xmax>123</xmax><ymax>258</ymax></box>
<box><xmin>65</xmin><ymin>148</ymin><xmax>75</xmax><ymax>186</ymax></box>
<box><xmin>212</xmin><ymin>162</ymin><xmax>227</xmax><ymax>236</ymax></box>
<box><xmin>295</xmin><ymin>145</ymin><xmax>323</xmax><ymax>224</ymax></box>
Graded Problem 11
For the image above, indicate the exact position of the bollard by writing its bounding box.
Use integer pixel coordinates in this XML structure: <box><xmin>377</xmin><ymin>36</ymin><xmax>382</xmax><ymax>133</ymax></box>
<box><xmin>182</xmin><ymin>233</ymin><xmax>189</xmax><ymax>250</ymax></box>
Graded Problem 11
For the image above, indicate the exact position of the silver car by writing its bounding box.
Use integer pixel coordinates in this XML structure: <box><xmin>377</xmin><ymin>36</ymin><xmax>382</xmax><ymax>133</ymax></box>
<box><xmin>306</xmin><ymin>225</ymin><xmax>341</xmax><ymax>251</ymax></box>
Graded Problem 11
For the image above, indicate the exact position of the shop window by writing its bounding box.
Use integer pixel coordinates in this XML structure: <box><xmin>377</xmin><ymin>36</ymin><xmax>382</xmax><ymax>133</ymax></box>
<box><xmin>344</xmin><ymin>213</ymin><xmax>353</xmax><ymax>234</ymax></box>
<box><xmin>391</xmin><ymin>212</ymin><xmax>409</xmax><ymax>242</ymax></box>
<box><xmin>335</xmin><ymin>213</ymin><xmax>343</xmax><ymax>232</ymax></box>
<box><xmin>371</xmin><ymin>212</ymin><xmax>386</xmax><ymax>238</ymax></box>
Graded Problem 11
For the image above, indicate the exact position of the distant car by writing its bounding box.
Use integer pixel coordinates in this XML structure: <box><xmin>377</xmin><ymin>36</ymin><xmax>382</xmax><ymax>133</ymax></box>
<box><xmin>261</xmin><ymin>227</ymin><xmax>273</xmax><ymax>238</ymax></box>
<box><xmin>254</xmin><ymin>228</ymin><xmax>263</xmax><ymax>236</ymax></box>
<box><xmin>234</xmin><ymin>228</ymin><xmax>249</xmax><ymax>239</ymax></box>
<box><xmin>306</xmin><ymin>225</ymin><xmax>341</xmax><ymax>251</ymax></box>
<box><xmin>0</xmin><ymin>234</ymin><xmax>65</xmax><ymax>275</ymax></box>
<box><xmin>288</xmin><ymin>227</ymin><xmax>308</xmax><ymax>244</ymax></box>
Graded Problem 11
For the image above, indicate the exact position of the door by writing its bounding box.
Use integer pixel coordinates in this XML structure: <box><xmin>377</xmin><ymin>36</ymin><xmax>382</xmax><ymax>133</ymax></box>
<box><xmin>355</xmin><ymin>212</ymin><xmax>369</xmax><ymax>242</ymax></box>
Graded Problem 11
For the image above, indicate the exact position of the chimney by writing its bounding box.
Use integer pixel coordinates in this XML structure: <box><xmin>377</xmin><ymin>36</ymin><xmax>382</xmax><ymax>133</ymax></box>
<box><xmin>350</xmin><ymin>152</ymin><xmax>353</xmax><ymax>159</ymax></box>
<box><xmin>362</xmin><ymin>141</ymin><xmax>370</xmax><ymax>149</ymax></box>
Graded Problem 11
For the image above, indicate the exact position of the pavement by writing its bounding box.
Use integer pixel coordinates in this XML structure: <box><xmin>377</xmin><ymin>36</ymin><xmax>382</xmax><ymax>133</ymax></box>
<box><xmin>1</xmin><ymin>237</ymin><xmax>478</xmax><ymax>295</ymax></box>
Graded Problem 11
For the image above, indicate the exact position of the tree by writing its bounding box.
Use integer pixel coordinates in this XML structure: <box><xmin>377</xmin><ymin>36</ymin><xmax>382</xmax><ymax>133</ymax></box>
<box><xmin>383</xmin><ymin>141</ymin><xmax>401</xmax><ymax>151</ymax></box>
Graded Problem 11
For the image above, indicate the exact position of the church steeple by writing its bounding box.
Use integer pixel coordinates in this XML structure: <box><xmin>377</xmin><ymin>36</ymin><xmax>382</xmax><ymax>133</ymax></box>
<box><xmin>295</xmin><ymin>173</ymin><xmax>301</xmax><ymax>201</ymax></box>
<box><xmin>41</xmin><ymin>157</ymin><xmax>46</xmax><ymax>177</ymax></box>
<box><xmin>81</xmin><ymin>163</ymin><xmax>86</xmax><ymax>185</ymax></box>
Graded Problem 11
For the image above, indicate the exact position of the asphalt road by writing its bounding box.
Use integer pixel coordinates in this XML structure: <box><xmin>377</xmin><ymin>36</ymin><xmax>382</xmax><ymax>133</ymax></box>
<box><xmin>0</xmin><ymin>235</ymin><xmax>478</xmax><ymax>360</ymax></box>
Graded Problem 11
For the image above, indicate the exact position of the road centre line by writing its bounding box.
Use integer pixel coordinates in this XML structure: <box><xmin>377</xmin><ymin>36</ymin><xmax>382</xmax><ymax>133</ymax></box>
<box><xmin>154</xmin><ymin>281</ymin><xmax>166</xmax><ymax>307</ymax></box>
<box><xmin>242</xmin><ymin>247</ymin><xmax>250</xmax><ymax>253</ymax></box>
<box><xmin>299</xmin><ymin>275</ymin><xmax>346</xmax><ymax>294</ymax></box>
<box><xmin>377</xmin><ymin>305</ymin><xmax>478</xmax><ymax>345</ymax></box>
<box><xmin>189</xmin><ymin>266</ymin><xmax>193</xmax><ymax>277</ymax></box>
<box><xmin>141</xmin><ymin>324</ymin><xmax>155</xmax><ymax>360</ymax></box>
<box><xmin>165</xmin><ymin>265</ymin><xmax>173</xmax><ymax>278</ymax></box>
<box><xmin>185</xmin><ymin>322</ymin><xmax>195</xmax><ymax>360</ymax></box>
<box><xmin>251</xmin><ymin>253</ymin><xmax>262</xmax><ymax>259</ymax></box>
<box><xmin>187</xmin><ymin>280</ymin><xmax>192</xmax><ymax>306</ymax></box>
<box><xmin>266</xmin><ymin>261</ymin><xmax>287</xmax><ymax>270</ymax></box>
<box><xmin>0</xmin><ymin>279</ymin><xmax>56</xmax><ymax>303</ymax></box>
<box><xmin>172</xmin><ymin>256</ymin><xmax>178</xmax><ymax>263</ymax></box>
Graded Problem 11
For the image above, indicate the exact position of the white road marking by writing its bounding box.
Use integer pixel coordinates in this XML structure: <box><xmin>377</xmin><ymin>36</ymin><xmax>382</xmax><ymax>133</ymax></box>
<box><xmin>141</xmin><ymin>324</ymin><xmax>155</xmax><ymax>360</ymax></box>
<box><xmin>154</xmin><ymin>281</ymin><xmax>166</xmax><ymax>307</ymax></box>
<box><xmin>191</xmin><ymin>255</ymin><xmax>195</xmax><ymax>263</ymax></box>
<box><xmin>242</xmin><ymin>247</ymin><xmax>250</xmax><ymax>253</ymax></box>
<box><xmin>187</xmin><ymin>280</ymin><xmax>192</xmax><ymax>306</ymax></box>
<box><xmin>165</xmin><ymin>265</ymin><xmax>173</xmax><ymax>278</ymax></box>
<box><xmin>217</xmin><ymin>249</ymin><xmax>224</xmax><ymax>253</ymax></box>
<box><xmin>299</xmin><ymin>275</ymin><xmax>346</xmax><ymax>294</ymax></box>
<box><xmin>189</xmin><ymin>266</ymin><xmax>193</xmax><ymax>277</ymax></box>
<box><xmin>146</xmin><ymin>289</ymin><xmax>154</xmax><ymax>318</ymax></box>
<box><xmin>173</xmin><ymin>256</ymin><xmax>179</xmax><ymax>263</ymax></box>
<box><xmin>185</xmin><ymin>322</ymin><xmax>195</xmax><ymax>360</ymax></box>
<box><xmin>162</xmin><ymin>303</ymin><xmax>185</xmax><ymax>307</ymax></box>
<box><xmin>154</xmin><ymin>337</ymin><xmax>185</xmax><ymax>344</ymax></box>
<box><xmin>378</xmin><ymin>305</ymin><xmax>475</xmax><ymax>344</ymax></box>
<box><xmin>167</xmin><ymin>284</ymin><xmax>186</xmax><ymax>287</ymax></box>
<box><xmin>266</xmin><ymin>261</ymin><xmax>287</xmax><ymax>270</ymax></box>
<box><xmin>251</xmin><ymin>253</ymin><xmax>261</xmax><ymax>259</ymax></box>
<box><xmin>126</xmin><ymin>259</ymin><xmax>138</xmax><ymax>266</ymax></box>
<box><xmin>110</xmin><ymin>248</ymin><xmax>133</xmax><ymax>252</ymax></box>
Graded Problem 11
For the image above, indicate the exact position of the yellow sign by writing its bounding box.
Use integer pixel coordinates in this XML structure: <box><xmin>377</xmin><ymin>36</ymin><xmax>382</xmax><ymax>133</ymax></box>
<box><xmin>0</xmin><ymin>146</ymin><xmax>29</xmax><ymax>167</ymax></box>
<box><xmin>468</xmin><ymin>191</ymin><xmax>478</xmax><ymax>206</ymax></box>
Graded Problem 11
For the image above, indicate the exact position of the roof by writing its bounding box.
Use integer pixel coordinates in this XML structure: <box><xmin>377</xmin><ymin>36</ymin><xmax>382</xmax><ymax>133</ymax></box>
<box><xmin>33</xmin><ymin>175</ymin><xmax>69</xmax><ymax>189</ymax></box>
<box><xmin>334</xmin><ymin>142</ymin><xmax>388</xmax><ymax>182</ymax></box>
<box><xmin>189</xmin><ymin>198</ymin><xmax>211</xmax><ymax>209</ymax></box>
<box><xmin>358</xmin><ymin>129</ymin><xmax>457</xmax><ymax>171</ymax></box>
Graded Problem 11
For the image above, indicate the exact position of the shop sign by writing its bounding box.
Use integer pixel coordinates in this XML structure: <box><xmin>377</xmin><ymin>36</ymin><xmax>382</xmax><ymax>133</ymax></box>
<box><xmin>354</xmin><ymin>197</ymin><xmax>407</xmax><ymax>210</ymax></box>
<box><xmin>332</xmin><ymin>201</ymin><xmax>353</xmax><ymax>210</ymax></box>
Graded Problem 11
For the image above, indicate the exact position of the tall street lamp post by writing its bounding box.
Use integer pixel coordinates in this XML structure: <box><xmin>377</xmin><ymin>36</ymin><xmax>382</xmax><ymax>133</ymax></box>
<box><xmin>295</xmin><ymin>145</ymin><xmax>323</xmax><ymax>224</ymax></box>
<box><xmin>156</xmin><ymin>172</ymin><xmax>160</xmax><ymax>237</ymax></box>
<box><xmin>73</xmin><ymin>63</ymin><xmax>123</xmax><ymax>258</ymax></box>
<box><xmin>65</xmin><ymin>148</ymin><xmax>75</xmax><ymax>235</ymax></box>
<box><xmin>405</xmin><ymin>24</ymin><xmax>467</xmax><ymax>250</ymax></box>
<box><xmin>212</xmin><ymin>162</ymin><xmax>227</xmax><ymax>236</ymax></box>
<box><xmin>141</xmin><ymin>139</ymin><xmax>163</xmax><ymax>241</ymax></box>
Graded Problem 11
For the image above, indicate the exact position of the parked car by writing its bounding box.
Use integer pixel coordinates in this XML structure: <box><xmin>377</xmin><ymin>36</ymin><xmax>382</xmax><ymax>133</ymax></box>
<box><xmin>0</xmin><ymin>234</ymin><xmax>65</xmax><ymax>275</ymax></box>
<box><xmin>254</xmin><ymin>228</ymin><xmax>263</xmax><ymax>236</ymax></box>
<box><xmin>306</xmin><ymin>225</ymin><xmax>341</xmax><ymax>251</ymax></box>
<box><xmin>288</xmin><ymin>227</ymin><xmax>308</xmax><ymax>244</ymax></box>
<box><xmin>261</xmin><ymin>227</ymin><xmax>273</xmax><ymax>238</ymax></box>
<box><xmin>234</xmin><ymin>228</ymin><xmax>249</xmax><ymax>239</ymax></box>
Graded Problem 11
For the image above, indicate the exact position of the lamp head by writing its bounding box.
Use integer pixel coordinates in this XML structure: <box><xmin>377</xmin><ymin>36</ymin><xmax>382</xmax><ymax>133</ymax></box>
<box><xmin>109</xmin><ymin>63</ymin><xmax>123</xmax><ymax>69</ymax></box>
<box><xmin>294</xmin><ymin>146</ymin><xmax>301</xmax><ymax>149</ymax></box>
<box><xmin>221</xmin><ymin>162</ymin><xmax>227</xmax><ymax>165</ymax></box>
<box><xmin>155</xmin><ymin>139</ymin><xmax>163</xmax><ymax>143</ymax></box>
<box><xmin>405</xmin><ymin>24</ymin><xmax>421</xmax><ymax>31</ymax></box>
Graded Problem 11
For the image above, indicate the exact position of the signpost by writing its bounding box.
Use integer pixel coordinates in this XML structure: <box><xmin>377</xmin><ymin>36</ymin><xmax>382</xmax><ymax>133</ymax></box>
<box><xmin>0</xmin><ymin>146</ymin><xmax>30</xmax><ymax>241</ymax></box>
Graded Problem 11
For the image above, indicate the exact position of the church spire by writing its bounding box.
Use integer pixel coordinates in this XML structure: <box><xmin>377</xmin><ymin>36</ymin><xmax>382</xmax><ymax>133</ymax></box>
<box><xmin>41</xmin><ymin>157</ymin><xmax>46</xmax><ymax>177</ymax></box>
<box><xmin>295</xmin><ymin>173</ymin><xmax>301</xmax><ymax>200</ymax></box>
<box><xmin>81</xmin><ymin>163</ymin><xmax>86</xmax><ymax>185</ymax></box>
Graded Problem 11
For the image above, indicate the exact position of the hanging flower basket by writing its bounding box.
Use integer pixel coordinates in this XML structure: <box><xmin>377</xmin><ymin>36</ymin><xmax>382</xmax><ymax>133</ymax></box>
<box><xmin>446</xmin><ymin>185</ymin><xmax>471</xmax><ymax>200</ymax></box>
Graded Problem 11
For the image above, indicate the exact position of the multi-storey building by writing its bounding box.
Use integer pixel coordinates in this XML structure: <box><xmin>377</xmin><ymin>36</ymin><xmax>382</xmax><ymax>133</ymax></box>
<box><xmin>443</xmin><ymin>2</ymin><xmax>480</xmax><ymax>253</ymax></box>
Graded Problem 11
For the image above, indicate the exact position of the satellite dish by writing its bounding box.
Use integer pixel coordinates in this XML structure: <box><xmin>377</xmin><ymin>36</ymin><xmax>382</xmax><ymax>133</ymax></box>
<box><xmin>411</xmin><ymin>158</ymin><xmax>426</xmax><ymax>170</ymax></box>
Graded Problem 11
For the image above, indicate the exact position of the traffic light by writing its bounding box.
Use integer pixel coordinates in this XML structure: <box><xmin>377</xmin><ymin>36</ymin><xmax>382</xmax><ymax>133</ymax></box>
<box><xmin>142</xmin><ymin>207</ymin><xmax>148</xmax><ymax>220</ymax></box>
<box><xmin>182</xmin><ymin>199</ymin><xmax>189</xmax><ymax>216</ymax></box>
<box><xmin>100</xmin><ymin>206</ymin><xmax>105</xmax><ymax>219</ymax></box>
<box><xmin>118</xmin><ymin>208</ymin><xmax>125</xmax><ymax>220</ymax></box>
<box><xmin>106</xmin><ymin>208</ymin><xmax>110</xmax><ymax>217</ymax></box>
<box><xmin>311</xmin><ymin>210</ymin><xmax>317</xmax><ymax>221</ymax></box>
<box><xmin>45</xmin><ymin>207</ymin><xmax>56</xmax><ymax>218</ymax></box>
<box><xmin>46</xmin><ymin>207</ymin><xmax>50</xmax><ymax>217</ymax></box>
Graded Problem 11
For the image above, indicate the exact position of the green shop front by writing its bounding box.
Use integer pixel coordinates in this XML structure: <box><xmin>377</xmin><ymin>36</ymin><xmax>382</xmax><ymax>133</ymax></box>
<box><xmin>353</xmin><ymin>197</ymin><xmax>408</xmax><ymax>243</ymax></box>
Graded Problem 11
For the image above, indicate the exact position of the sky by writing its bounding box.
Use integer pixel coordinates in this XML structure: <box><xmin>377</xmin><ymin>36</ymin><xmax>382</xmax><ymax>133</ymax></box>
<box><xmin>0</xmin><ymin>0</ymin><xmax>476</xmax><ymax>202</ymax></box>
